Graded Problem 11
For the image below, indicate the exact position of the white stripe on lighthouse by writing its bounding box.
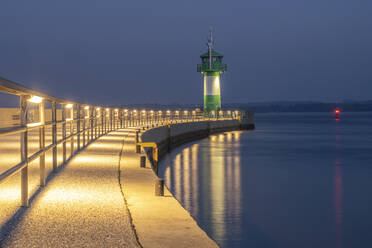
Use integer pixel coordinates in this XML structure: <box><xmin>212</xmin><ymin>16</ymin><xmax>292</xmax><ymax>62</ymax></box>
<box><xmin>204</xmin><ymin>76</ymin><xmax>220</xmax><ymax>96</ymax></box>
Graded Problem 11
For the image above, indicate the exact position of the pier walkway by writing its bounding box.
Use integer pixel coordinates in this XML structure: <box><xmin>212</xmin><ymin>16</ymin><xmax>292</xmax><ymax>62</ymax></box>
<box><xmin>1</xmin><ymin>130</ymin><xmax>138</xmax><ymax>247</ymax></box>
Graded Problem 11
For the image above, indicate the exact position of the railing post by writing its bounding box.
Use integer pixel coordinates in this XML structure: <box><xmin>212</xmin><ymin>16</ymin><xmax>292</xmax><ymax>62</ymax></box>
<box><xmin>93</xmin><ymin>108</ymin><xmax>96</xmax><ymax>139</ymax></box>
<box><xmin>120</xmin><ymin>110</ymin><xmax>123</xmax><ymax>128</ymax></box>
<box><xmin>167</xmin><ymin>123</ymin><xmax>171</xmax><ymax>152</ymax></box>
<box><xmin>39</xmin><ymin>100</ymin><xmax>46</xmax><ymax>186</ymax></box>
<box><xmin>70</xmin><ymin>105</ymin><xmax>74</xmax><ymax>158</ymax></box>
<box><xmin>52</xmin><ymin>101</ymin><xmax>57</xmax><ymax>172</ymax></box>
<box><xmin>104</xmin><ymin>109</ymin><xmax>107</xmax><ymax>133</ymax></box>
<box><xmin>110</xmin><ymin>109</ymin><xmax>113</xmax><ymax>131</ymax></box>
<box><xmin>82</xmin><ymin>107</ymin><xmax>86</xmax><ymax>147</ymax></box>
<box><xmin>62</xmin><ymin>105</ymin><xmax>66</xmax><ymax>163</ymax></box>
<box><xmin>20</xmin><ymin>95</ymin><xmax>28</xmax><ymax>207</ymax></box>
<box><xmin>77</xmin><ymin>104</ymin><xmax>81</xmax><ymax>150</ymax></box>
<box><xmin>101</xmin><ymin>109</ymin><xmax>104</xmax><ymax>135</ymax></box>
<box><xmin>90</xmin><ymin>107</ymin><xmax>94</xmax><ymax>140</ymax></box>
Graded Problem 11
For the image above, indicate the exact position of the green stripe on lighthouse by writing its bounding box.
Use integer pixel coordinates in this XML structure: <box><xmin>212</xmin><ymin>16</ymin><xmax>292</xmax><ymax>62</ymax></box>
<box><xmin>204</xmin><ymin>95</ymin><xmax>221</xmax><ymax>113</ymax></box>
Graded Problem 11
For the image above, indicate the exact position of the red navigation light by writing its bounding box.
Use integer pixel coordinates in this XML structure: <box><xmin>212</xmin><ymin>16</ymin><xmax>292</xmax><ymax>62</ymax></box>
<box><xmin>334</xmin><ymin>109</ymin><xmax>341</xmax><ymax>120</ymax></box>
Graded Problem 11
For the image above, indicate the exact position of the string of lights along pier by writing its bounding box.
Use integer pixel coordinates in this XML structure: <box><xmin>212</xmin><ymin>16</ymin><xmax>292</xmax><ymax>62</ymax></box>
<box><xmin>197</xmin><ymin>28</ymin><xmax>227</xmax><ymax>114</ymax></box>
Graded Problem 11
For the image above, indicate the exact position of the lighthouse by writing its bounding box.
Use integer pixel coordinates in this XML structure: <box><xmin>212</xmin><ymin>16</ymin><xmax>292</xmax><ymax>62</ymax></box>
<box><xmin>197</xmin><ymin>28</ymin><xmax>227</xmax><ymax>114</ymax></box>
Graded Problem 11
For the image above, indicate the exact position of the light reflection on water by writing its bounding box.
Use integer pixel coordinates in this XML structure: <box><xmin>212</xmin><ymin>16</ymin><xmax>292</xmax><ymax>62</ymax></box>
<box><xmin>159</xmin><ymin>112</ymin><xmax>372</xmax><ymax>248</ymax></box>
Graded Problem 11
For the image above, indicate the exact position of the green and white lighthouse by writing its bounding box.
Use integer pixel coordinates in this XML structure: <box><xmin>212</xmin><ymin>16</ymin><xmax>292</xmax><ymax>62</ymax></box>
<box><xmin>197</xmin><ymin>28</ymin><xmax>227</xmax><ymax>113</ymax></box>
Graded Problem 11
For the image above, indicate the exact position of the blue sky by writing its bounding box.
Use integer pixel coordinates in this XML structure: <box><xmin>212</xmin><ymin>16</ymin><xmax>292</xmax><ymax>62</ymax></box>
<box><xmin>1</xmin><ymin>0</ymin><xmax>371</xmax><ymax>105</ymax></box>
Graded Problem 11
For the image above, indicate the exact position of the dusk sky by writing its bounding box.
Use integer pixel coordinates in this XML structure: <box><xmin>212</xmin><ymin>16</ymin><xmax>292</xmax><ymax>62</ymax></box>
<box><xmin>1</xmin><ymin>0</ymin><xmax>371</xmax><ymax>105</ymax></box>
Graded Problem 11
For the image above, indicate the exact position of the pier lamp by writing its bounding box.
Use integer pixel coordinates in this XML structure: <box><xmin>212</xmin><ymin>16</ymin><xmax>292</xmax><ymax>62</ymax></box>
<box><xmin>28</xmin><ymin>95</ymin><xmax>43</xmax><ymax>103</ymax></box>
<box><xmin>84</xmin><ymin>106</ymin><xmax>90</xmax><ymax>119</ymax></box>
<box><xmin>183</xmin><ymin>110</ymin><xmax>188</xmax><ymax>119</ymax></box>
<box><xmin>65</xmin><ymin>104</ymin><xmax>74</xmax><ymax>121</ymax></box>
<box><xmin>26</xmin><ymin>95</ymin><xmax>44</xmax><ymax>127</ymax></box>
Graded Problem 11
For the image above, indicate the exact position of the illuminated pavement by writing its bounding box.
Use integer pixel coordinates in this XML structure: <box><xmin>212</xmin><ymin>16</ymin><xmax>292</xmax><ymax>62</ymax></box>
<box><xmin>0</xmin><ymin>130</ymin><xmax>138</xmax><ymax>247</ymax></box>
<box><xmin>121</xmin><ymin>129</ymin><xmax>218</xmax><ymax>248</ymax></box>
<box><xmin>0</xmin><ymin>127</ymin><xmax>75</xmax><ymax>232</ymax></box>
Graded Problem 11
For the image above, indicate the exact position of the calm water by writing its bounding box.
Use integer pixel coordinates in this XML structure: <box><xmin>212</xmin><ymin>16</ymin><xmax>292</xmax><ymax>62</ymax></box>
<box><xmin>159</xmin><ymin>112</ymin><xmax>372</xmax><ymax>248</ymax></box>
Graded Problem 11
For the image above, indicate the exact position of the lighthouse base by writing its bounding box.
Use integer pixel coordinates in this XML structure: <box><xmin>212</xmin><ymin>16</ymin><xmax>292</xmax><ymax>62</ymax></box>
<box><xmin>204</xmin><ymin>95</ymin><xmax>221</xmax><ymax>113</ymax></box>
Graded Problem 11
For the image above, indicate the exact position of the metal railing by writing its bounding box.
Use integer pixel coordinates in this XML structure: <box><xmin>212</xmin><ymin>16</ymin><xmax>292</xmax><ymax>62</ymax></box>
<box><xmin>196</xmin><ymin>63</ymin><xmax>227</xmax><ymax>72</ymax></box>
<box><xmin>0</xmin><ymin>76</ymin><xmax>241</xmax><ymax>207</ymax></box>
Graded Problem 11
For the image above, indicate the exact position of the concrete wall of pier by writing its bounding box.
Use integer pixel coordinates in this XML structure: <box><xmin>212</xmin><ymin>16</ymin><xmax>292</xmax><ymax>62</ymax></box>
<box><xmin>141</xmin><ymin>118</ymin><xmax>254</xmax><ymax>159</ymax></box>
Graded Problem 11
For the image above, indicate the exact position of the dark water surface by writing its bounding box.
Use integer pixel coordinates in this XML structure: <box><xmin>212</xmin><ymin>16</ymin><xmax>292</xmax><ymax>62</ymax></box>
<box><xmin>159</xmin><ymin>112</ymin><xmax>372</xmax><ymax>248</ymax></box>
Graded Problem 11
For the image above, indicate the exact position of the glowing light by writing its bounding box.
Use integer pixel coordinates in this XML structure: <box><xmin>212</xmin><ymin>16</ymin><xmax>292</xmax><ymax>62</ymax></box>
<box><xmin>27</xmin><ymin>122</ymin><xmax>42</xmax><ymax>127</ymax></box>
<box><xmin>28</xmin><ymin>95</ymin><xmax>43</xmax><ymax>103</ymax></box>
<box><xmin>106</xmin><ymin>108</ymin><xmax>109</xmax><ymax>111</ymax></box>
<box><xmin>96</xmin><ymin>107</ymin><xmax>101</xmax><ymax>111</ymax></box>
<box><xmin>84</xmin><ymin>106</ymin><xmax>89</xmax><ymax>110</ymax></box>
<box><xmin>66</xmin><ymin>104</ymin><xmax>73</xmax><ymax>108</ymax></box>
<box><xmin>115</xmin><ymin>108</ymin><xmax>118</xmax><ymax>112</ymax></box>
<box><xmin>334</xmin><ymin>109</ymin><xmax>341</xmax><ymax>114</ymax></box>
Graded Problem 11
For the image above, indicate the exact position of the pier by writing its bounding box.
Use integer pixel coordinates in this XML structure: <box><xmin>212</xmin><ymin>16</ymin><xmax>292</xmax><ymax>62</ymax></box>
<box><xmin>0</xmin><ymin>76</ymin><xmax>254</xmax><ymax>247</ymax></box>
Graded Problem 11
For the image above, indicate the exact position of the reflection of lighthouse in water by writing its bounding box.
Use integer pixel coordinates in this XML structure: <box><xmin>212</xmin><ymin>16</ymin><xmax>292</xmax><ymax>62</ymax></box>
<box><xmin>163</xmin><ymin>132</ymin><xmax>243</xmax><ymax>244</ymax></box>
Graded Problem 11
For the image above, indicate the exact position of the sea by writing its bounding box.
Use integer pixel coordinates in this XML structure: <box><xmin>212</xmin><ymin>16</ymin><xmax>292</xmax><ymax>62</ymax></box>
<box><xmin>159</xmin><ymin>112</ymin><xmax>372</xmax><ymax>248</ymax></box>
